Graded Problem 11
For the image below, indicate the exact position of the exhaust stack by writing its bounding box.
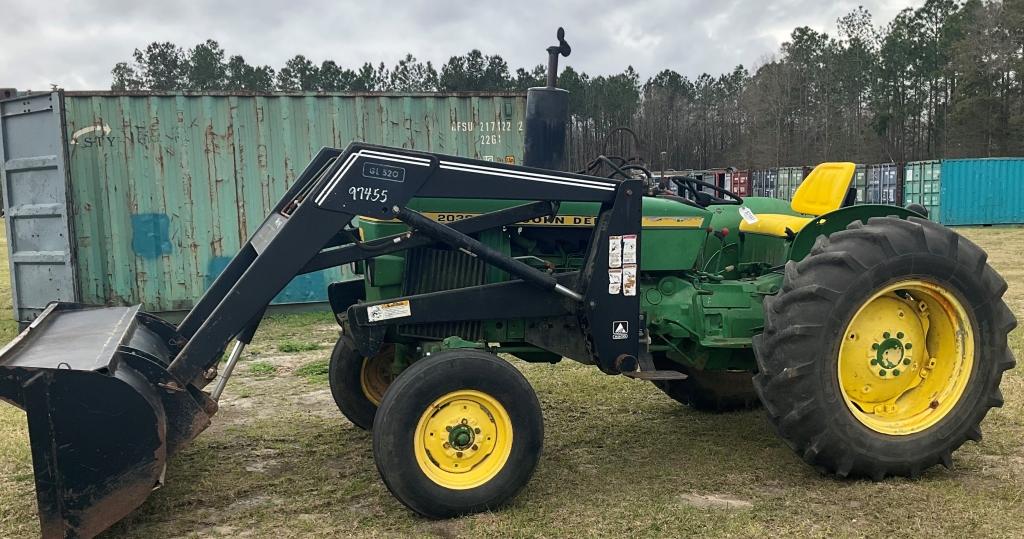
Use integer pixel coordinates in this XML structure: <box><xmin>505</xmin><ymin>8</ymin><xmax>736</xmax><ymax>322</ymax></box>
<box><xmin>522</xmin><ymin>27</ymin><xmax>571</xmax><ymax>171</ymax></box>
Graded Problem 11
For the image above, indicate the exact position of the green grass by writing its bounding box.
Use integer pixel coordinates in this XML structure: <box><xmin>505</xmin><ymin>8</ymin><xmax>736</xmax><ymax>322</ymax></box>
<box><xmin>295</xmin><ymin>359</ymin><xmax>331</xmax><ymax>383</ymax></box>
<box><xmin>278</xmin><ymin>339</ymin><xmax>323</xmax><ymax>353</ymax></box>
<box><xmin>249</xmin><ymin>361</ymin><xmax>278</xmax><ymax>376</ymax></box>
<box><xmin>0</xmin><ymin>224</ymin><xmax>1022</xmax><ymax>538</ymax></box>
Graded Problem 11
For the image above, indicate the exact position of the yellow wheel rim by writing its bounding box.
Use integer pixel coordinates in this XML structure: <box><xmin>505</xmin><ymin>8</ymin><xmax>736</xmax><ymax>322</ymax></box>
<box><xmin>838</xmin><ymin>279</ymin><xmax>975</xmax><ymax>435</ymax></box>
<box><xmin>414</xmin><ymin>389</ymin><xmax>513</xmax><ymax>490</ymax></box>
<box><xmin>359</xmin><ymin>345</ymin><xmax>395</xmax><ymax>406</ymax></box>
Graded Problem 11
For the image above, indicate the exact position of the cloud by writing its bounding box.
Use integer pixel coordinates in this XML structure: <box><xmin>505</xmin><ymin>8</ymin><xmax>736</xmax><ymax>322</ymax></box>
<box><xmin>0</xmin><ymin>0</ymin><xmax>922</xmax><ymax>90</ymax></box>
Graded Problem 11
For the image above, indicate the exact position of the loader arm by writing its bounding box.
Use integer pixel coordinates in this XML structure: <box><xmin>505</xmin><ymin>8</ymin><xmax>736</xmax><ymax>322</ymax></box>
<box><xmin>169</xmin><ymin>142</ymin><xmax>646</xmax><ymax>384</ymax></box>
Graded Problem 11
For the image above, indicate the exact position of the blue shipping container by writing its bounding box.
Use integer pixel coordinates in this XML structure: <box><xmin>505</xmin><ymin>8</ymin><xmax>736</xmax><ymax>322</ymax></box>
<box><xmin>940</xmin><ymin>158</ymin><xmax>1024</xmax><ymax>225</ymax></box>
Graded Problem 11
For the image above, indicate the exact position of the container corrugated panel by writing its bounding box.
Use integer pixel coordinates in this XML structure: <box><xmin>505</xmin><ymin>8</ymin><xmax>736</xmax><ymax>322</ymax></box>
<box><xmin>776</xmin><ymin>168</ymin><xmax>791</xmax><ymax>200</ymax></box>
<box><xmin>904</xmin><ymin>160</ymin><xmax>942</xmax><ymax>221</ymax></box>
<box><xmin>751</xmin><ymin>169</ymin><xmax>778</xmax><ymax>198</ymax></box>
<box><xmin>731</xmin><ymin>170</ymin><xmax>749</xmax><ymax>196</ymax></box>
<box><xmin>778</xmin><ymin>167</ymin><xmax>807</xmax><ymax>201</ymax></box>
<box><xmin>865</xmin><ymin>163</ymin><xmax>900</xmax><ymax>205</ymax></box>
<box><xmin>940</xmin><ymin>158</ymin><xmax>1024</xmax><ymax>225</ymax></box>
<box><xmin>852</xmin><ymin>164</ymin><xmax>868</xmax><ymax>204</ymax></box>
<box><xmin>63</xmin><ymin>91</ymin><xmax>527</xmax><ymax>312</ymax></box>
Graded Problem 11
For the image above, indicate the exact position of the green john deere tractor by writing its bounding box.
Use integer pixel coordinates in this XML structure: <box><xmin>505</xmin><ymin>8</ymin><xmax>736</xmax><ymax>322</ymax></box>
<box><xmin>0</xmin><ymin>29</ymin><xmax>1014</xmax><ymax>536</ymax></box>
<box><xmin>327</xmin><ymin>160</ymin><xmax>1015</xmax><ymax>509</ymax></box>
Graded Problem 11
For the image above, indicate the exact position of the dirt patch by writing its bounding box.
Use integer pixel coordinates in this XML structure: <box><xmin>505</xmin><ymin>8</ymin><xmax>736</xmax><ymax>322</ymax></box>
<box><xmin>679</xmin><ymin>493</ymin><xmax>754</xmax><ymax>510</ymax></box>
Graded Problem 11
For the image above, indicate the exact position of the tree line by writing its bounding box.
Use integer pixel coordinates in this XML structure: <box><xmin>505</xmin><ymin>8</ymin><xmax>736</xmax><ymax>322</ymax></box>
<box><xmin>111</xmin><ymin>0</ymin><xmax>1023</xmax><ymax>169</ymax></box>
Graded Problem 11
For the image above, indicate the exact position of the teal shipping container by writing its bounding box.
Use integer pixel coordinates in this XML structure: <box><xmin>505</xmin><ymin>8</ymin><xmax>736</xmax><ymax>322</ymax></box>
<box><xmin>0</xmin><ymin>91</ymin><xmax>527</xmax><ymax>320</ymax></box>
<box><xmin>940</xmin><ymin>158</ymin><xmax>1024</xmax><ymax>225</ymax></box>
<box><xmin>903</xmin><ymin>160</ymin><xmax>942</xmax><ymax>221</ymax></box>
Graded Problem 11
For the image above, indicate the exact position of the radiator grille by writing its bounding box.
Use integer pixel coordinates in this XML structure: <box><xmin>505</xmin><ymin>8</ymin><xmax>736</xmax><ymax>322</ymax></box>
<box><xmin>398</xmin><ymin>247</ymin><xmax>487</xmax><ymax>340</ymax></box>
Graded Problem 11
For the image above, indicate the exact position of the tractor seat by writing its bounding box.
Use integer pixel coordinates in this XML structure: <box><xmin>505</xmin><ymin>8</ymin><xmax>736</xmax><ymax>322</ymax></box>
<box><xmin>739</xmin><ymin>162</ymin><xmax>856</xmax><ymax>238</ymax></box>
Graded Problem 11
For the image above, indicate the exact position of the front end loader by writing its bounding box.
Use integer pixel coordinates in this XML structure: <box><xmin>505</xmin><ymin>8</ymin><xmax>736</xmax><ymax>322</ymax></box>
<box><xmin>0</xmin><ymin>30</ymin><xmax>1016</xmax><ymax>537</ymax></box>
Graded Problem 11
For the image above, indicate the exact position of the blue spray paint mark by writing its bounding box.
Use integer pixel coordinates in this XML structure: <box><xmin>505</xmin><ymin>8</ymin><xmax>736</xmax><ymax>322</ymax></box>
<box><xmin>131</xmin><ymin>213</ymin><xmax>173</xmax><ymax>259</ymax></box>
<box><xmin>206</xmin><ymin>256</ymin><xmax>233</xmax><ymax>287</ymax></box>
<box><xmin>205</xmin><ymin>255</ymin><xmax>329</xmax><ymax>304</ymax></box>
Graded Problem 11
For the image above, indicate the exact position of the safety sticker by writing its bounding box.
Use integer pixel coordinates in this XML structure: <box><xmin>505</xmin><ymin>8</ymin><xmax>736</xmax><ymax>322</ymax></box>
<box><xmin>610</xmin><ymin>321</ymin><xmax>626</xmax><ymax>342</ymax></box>
<box><xmin>608</xmin><ymin>268</ymin><xmax>622</xmax><ymax>295</ymax></box>
<box><xmin>622</xmin><ymin>264</ymin><xmax>637</xmax><ymax>296</ymax></box>
<box><xmin>608</xmin><ymin>235</ymin><xmax>622</xmax><ymax>268</ymax></box>
<box><xmin>738</xmin><ymin>206</ymin><xmax>759</xmax><ymax>224</ymax></box>
<box><xmin>622</xmin><ymin>234</ymin><xmax>637</xmax><ymax>265</ymax></box>
<box><xmin>367</xmin><ymin>300</ymin><xmax>412</xmax><ymax>322</ymax></box>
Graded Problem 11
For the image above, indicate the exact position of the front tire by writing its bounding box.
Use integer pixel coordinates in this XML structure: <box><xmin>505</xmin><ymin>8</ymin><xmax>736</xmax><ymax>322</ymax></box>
<box><xmin>328</xmin><ymin>332</ymin><xmax>395</xmax><ymax>430</ymax></box>
<box><xmin>754</xmin><ymin>217</ymin><xmax>1016</xmax><ymax>479</ymax></box>
<box><xmin>372</xmin><ymin>350</ymin><xmax>543</xmax><ymax>518</ymax></box>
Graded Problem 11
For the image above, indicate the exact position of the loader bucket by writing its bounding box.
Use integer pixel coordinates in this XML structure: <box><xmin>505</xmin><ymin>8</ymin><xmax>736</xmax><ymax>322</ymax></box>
<box><xmin>0</xmin><ymin>303</ymin><xmax>215</xmax><ymax>538</ymax></box>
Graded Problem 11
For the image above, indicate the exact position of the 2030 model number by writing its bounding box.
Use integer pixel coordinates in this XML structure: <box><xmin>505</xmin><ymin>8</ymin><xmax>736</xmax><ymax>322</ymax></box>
<box><xmin>349</xmin><ymin>186</ymin><xmax>388</xmax><ymax>203</ymax></box>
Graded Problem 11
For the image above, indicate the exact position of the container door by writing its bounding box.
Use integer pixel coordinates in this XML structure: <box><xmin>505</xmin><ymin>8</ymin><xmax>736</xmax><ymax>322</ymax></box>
<box><xmin>0</xmin><ymin>92</ymin><xmax>77</xmax><ymax>323</ymax></box>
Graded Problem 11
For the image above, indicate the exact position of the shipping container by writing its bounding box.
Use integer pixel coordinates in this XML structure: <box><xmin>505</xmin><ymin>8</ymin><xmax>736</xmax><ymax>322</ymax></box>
<box><xmin>903</xmin><ymin>160</ymin><xmax>942</xmax><ymax>220</ymax></box>
<box><xmin>751</xmin><ymin>168</ymin><xmax>778</xmax><ymax>198</ymax></box>
<box><xmin>730</xmin><ymin>169</ymin><xmax>750</xmax><ymax>197</ymax></box>
<box><xmin>852</xmin><ymin>164</ymin><xmax>868</xmax><ymax>204</ymax></box>
<box><xmin>940</xmin><ymin>158</ymin><xmax>1024</xmax><ymax>225</ymax></box>
<box><xmin>0</xmin><ymin>90</ymin><xmax>528</xmax><ymax>321</ymax></box>
<box><xmin>864</xmin><ymin>163</ymin><xmax>901</xmax><ymax>206</ymax></box>
<box><xmin>777</xmin><ymin>166</ymin><xmax>809</xmax><ymax>201</ymax></box>
<box><xmin>707</xmin><ymin>168</ymin><xmax>728</xmax><ymax>191</ymax></box>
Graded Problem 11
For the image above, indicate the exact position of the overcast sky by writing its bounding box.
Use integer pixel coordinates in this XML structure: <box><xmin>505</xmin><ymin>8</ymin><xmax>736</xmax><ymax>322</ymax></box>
<box><xmin>2</xmin><ymin>0</ymin><xmax>922</xmax><ymax>91</ymax></box>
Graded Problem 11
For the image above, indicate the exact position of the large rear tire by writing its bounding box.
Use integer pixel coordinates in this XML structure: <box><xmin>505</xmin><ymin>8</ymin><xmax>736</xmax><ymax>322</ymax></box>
<box><xmin>372</xmin><ymin>350</ymin><xmax>543</xmax><ymax>518</ymax></box>
<box><xmin>653</xmin><ymin>368</ymin><xmax>760</xmax><ymax>412</ymax></box>
<box><xmin>754</xmin><ymin>217</ymin><xmax>1016</xmax><ymax>479</ymax></box>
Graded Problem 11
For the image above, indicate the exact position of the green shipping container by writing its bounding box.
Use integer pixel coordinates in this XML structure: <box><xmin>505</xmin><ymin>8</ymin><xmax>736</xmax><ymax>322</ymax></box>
<box><xmin>2</xmin><ymin>91</ymin><xmax>527</xmax><ymax>318</ymax></box>
<box><xmin>903</xmin><ymin>160</ymin><xmax>941</xmax><ymax>221</ymax></box>
<box><xmin>777</xmin><ymin>167</ymin><xmax>808</xmax><ymax>201</ymax></box>
<box><xmin>847</xmin><ymin>164</ymin><xmax>867</xmax><ymax>204</ymax></box>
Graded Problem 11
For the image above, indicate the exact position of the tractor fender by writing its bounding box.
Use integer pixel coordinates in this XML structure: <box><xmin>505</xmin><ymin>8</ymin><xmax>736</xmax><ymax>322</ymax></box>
<box><xmin>789</xmin><ymin>204</ymin><xmax>926</xmax><ymax>262</ymax></box>
<box><xmin>328</xmin><ymin>278</ymin><xmax>366</xmax><ymax>325</ymax></box>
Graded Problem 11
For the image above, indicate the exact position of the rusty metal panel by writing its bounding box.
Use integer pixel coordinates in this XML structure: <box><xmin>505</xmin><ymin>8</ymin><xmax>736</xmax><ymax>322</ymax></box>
<box><xmin>62</xmin><ymin>92</ymin><xmax>527</xmax><ymax>312</ymax></box>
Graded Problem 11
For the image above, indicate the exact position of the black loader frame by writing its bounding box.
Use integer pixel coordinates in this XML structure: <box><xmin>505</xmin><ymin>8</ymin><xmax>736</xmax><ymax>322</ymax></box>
<box><xmin>0</xmin><ymin>142</ymin><xmax>675</xmax><ymax>538</ymax></box>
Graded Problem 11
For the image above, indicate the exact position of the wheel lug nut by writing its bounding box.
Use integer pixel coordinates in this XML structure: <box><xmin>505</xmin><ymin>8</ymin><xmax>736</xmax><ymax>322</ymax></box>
<box><xmin>472</xmin><ymin>444</ymin><xmax>478</xmax><ymax>451</ymax></box>
<box><xmin>443</xmin><ymin>442</ymin><xmax>450</xmax><ymax>449</ymax></box>
<box><xmin>456</xmin><ymin>451</ymin><xmax>463</xmax><ymax>458</ymax></box>
<box><xmin>461</xmin><ymin>418</ymin><xmax>468</xmax><ymax>425</ymax></box>
<box><xmin>474</xmin><ymin>428</ymin><xmax>481</xmax><ymax>434</ymax></box>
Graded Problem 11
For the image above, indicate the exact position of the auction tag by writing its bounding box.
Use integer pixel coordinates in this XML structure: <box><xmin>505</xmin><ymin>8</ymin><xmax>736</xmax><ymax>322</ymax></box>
<box><xmin>608</xmin><ymin>268</ymin><xmax>622</xmax><ymax>295</ymax></box>
<box><xmin>622</xmin><ymin>234</ymin><xmax>637</xmax><ymax>264</ymax></box>
<box><xmin>738</xmin><ymin>206</ymin><xmax>759</xmax><ymax>224</ymax></box>
<box><xmin>622</xmin><ymin>264</ymin><xmax>637</xmax><ymax>296</ymax></box>
<box><xmin>608</xmin><ymin>235</ymin><xmax>622</xmax><ymax>268</ymax></box>
<box><xmin>367</xmin><ymin>300</ymin><xmax>412</xmax><ymax>322</ymax></box>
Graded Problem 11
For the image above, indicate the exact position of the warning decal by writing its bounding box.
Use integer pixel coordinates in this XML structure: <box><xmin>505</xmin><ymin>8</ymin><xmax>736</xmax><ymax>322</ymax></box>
<box><xmin>622</xmin><ymin>234</ymin><xmax>637</xmax><ymax>265</ymax></box>
<box><xmin>608</xmin><ymin>268</ymin><xmax>622</xmax><ymax>295</ymax></box>
<box><xmin>612</xmin><ymin>320</ymin><xmax>629</xmax><ymax>340</ymax></box>
<box><xmin>367</xmin><ymin>300</ymin><xmax>412</xmax><ymax>322</ymax></box>
<box><xmin>622</xmin><ymin>264</ymin><xmax>637</xmax><ymax>296</ymax></box>
<box><xmin>608</xmin><ymin>235</ymin><xmax>622</xmax><ymax>268</ymax></box>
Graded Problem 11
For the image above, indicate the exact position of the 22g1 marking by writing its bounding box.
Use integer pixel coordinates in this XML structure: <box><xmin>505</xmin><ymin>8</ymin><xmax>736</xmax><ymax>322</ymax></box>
<box><xmin>349</xmin><ymin>185</ymin><xmax>388</xmax><ymax>203</ymax></box>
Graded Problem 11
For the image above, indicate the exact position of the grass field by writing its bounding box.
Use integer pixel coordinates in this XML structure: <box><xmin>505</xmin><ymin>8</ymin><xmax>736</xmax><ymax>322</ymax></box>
<box><xmin>0</xmin><ymin>224</ymin><xmax>1021</xmax><ymax>538</ymax></box>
